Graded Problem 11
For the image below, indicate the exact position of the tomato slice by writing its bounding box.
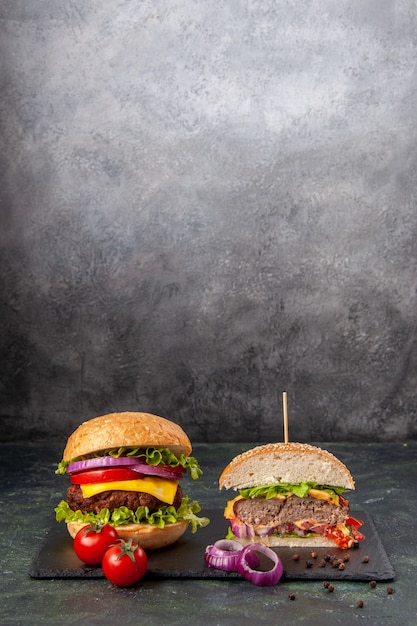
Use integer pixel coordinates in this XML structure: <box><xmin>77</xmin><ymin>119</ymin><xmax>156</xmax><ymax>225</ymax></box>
<box><xmin>312</xmin><ymin>517</ymin><xmax>365</xmax><ymax>549</ymax></box>
<box><xmin>70</xmin><ymin>467</ymin><xmax>144</xmax><ymax>485</ymax></box>
<box><xmin>346</xmin><ymin>516</ymin><xmax>365</xmax><ymax>542</ymax></box>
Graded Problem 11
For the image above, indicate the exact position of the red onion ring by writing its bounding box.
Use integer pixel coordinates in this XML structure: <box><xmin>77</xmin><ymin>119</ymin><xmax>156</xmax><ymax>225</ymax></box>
<box><xmin>67</xmin><ymin>457</ymin><xmax>142</xmax><ymax>473</ymax></box>
<box><xmin>204</xmin><ymin>539</ymin><xmax>244</xmax><ymax>571</ymax></box>
<box><xmin>210</xmin><ymin>539</ymin><xmax>243</xmax><ymax>553</ymax></box>
<box><xmin>129</xmin><ymin>464</ymin><xmax>184</xmax><ymax>480</ymax></box>
<box><xmin>237</xmin><ymin>544</ymin><xmax>283</xmax><ymax>586</ymax></box>
<box><xmin>204</xmin><ymin>540</ymin><xmax>260</xmax><ymax>573</ymax></box>
<box><xmin>67</xmin><ymin>457</ymin><xmax>185</xmax><ymax>480</ymax></box>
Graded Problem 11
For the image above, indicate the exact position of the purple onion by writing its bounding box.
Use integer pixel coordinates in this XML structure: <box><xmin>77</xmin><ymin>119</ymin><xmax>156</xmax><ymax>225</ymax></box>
<box><xmin>237</xmin><ymin>544</ymin><xmax>284</xmax><ymax>587</ymax></box>
<box><xmin>66</xmin><ymin>456</ymin><xmax>185</xmax><ymax>480</ymax></box>
<box><xmin>204</xmin><ymin>540</ymin><xmax>260</xmax><ymax>572</ymax></box>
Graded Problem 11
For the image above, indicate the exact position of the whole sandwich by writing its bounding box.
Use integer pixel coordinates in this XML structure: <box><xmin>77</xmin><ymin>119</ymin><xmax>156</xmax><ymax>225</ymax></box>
<box><xmin>55</xmin><ymin>412</ymin><xmax>209</xmax><ymax>549</ymax></box>
<box><xmin>219</xmin><ymin>442</ymin><xmax>364</xmax><ymax>549</ymax></box>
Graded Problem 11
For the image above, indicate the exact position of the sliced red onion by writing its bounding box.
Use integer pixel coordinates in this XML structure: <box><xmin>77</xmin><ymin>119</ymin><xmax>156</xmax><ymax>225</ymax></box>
<box><xmin>67</xmin><ymin>457</ymin><xmax>140</xmax><ymax>473</ymax></box>
<box><xmin>237</xmin><ymin>544</ymin><xmax>283</xmax><ymax>587</ymax></box>
<box><xmin>230</xmin><ymin>519</ymin><xmax>255</xmax><ymax>539</ymax></box>
<box><xmin>204</xmin><ymin>540</ymin><xmax>259</xmax><ymax>572</ymax></box>
<box><xmin>129</xmin><ymin>463</ymin><xmax>184</xmax><ymax>480</ymax></box>
<box><xmin>204</xmin><ymin>550</ymin><xmax>240</xmax><ymax>572</ymax></box>
<box><xmin>67</xmin><ymin>456</ymin><xmax>185</xmax><ymax>479</ymax></box>
<box><xmin>124</xmin><ymin>458</ymin><xmax>185</xmax><ymax>475</ymax></box>
<box><xmin>210</xmin><ymin>539</ymin><xmax>243</xmax><ymax>553</ymax></box>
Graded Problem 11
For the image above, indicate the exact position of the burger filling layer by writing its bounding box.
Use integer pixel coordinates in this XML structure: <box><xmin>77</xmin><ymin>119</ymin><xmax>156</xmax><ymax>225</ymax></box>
<box><xmin>224</xmin><ymin>483</ymin><xmax>364</xmax><ymax>548</ymax></box>
<box><xmin>67</xmin><ymin>483</ymin><xmax>183</xmax><ymax>515</ymax></box>
<box><xmin>55</xmin><ymin>448</ymin><xmax>210</xmax><ymax>532</ymax></box>
<box><xmin>234</xmin><ymin>494</ymin><xmax>349</xmax><ymax>528</ymax></box>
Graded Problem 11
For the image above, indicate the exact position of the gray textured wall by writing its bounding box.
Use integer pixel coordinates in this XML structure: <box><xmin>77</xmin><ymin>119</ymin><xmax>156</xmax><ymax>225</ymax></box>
<box><xmin>1</xmin><ymin>1</ymin><xmax>416</xmax><ymax>444</ymax></box>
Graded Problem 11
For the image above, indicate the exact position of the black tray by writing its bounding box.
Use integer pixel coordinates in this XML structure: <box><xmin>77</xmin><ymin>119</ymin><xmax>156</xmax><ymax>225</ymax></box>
<box><xmin>29</xmin><ymin>509</ymin><xmax>395</xmax><ymax>581</ymax></box>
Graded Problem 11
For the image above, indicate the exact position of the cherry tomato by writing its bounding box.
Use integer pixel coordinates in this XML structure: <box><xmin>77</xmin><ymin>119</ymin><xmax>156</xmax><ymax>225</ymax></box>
<box><xmin>69</xmin><ymin>467</ymin><xmax>144</xmax><ymax>484</ymax></box>
<box><xmin>102</xmin><ymin>540</ymin><xmax>148</xmax><ymax>587</ymax></box>
<box><xmin>73</xmin><ymin>523</ymin><xmax>119</xmax><ymax>565</ymax></box>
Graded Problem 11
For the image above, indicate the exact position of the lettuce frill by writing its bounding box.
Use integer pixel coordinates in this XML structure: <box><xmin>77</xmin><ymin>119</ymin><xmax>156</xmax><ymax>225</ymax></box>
<box><xmin>239</xmin><ymin>482</ymin><xmax>347</xmax><ymax>500</ymax></box>
<box><xmin>55</xmin><ymin>496</ymin><xmax>209</xmax><ymax>533</ymax></box>
<box><xmin>56</xmin><ymin>446</ymin><xmax>202</xmax><ymax>480</ymax></box>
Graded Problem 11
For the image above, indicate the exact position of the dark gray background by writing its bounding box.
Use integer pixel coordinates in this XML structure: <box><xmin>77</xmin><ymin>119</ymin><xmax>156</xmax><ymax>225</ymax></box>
<box><xmin>1</xmin><ymin>1</ymin><xmax>416</xmax><ymax>444</ymax></box>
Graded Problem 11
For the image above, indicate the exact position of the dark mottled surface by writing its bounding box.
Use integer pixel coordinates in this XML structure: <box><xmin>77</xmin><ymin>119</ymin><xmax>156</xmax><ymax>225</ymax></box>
<box><xmin>1</xmin><ymin>441</ymin><xmax>416</xmax><ymax>625</ymax></box>
<box><xmin>1</xmin><ymin>2</ymin><xmax>417</xmax><ymax>443</ymax></box>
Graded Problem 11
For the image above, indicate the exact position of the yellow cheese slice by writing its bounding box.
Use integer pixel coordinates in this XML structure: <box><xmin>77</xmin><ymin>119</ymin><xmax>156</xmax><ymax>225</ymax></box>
<box><xmin>224</xmin><ymin>495</ymin><xmax>243</xmax><ymax>518</ymax></box>
<box><xmin>81</xmin><ymin>477</ymin><xmax>178</xmax><ymax>505</ymax></box>
<box><xmin>292</xmin><ymin>519</ymin><xmax>349</xmax><ymax>533</ymax></box>
<box><xmin>308</xmin><ymin>488</ymin><xmax>339</xmax><ymax>506</ymax></box>
<box><xmin>224</xmin><ymin>492</ymin><xmax>290</xmax><ymax>518</ymax></box>
<box><xmin>293</xmin><ymin>519</ymin><xmax>312</xmax><ymax>529</ymax></box>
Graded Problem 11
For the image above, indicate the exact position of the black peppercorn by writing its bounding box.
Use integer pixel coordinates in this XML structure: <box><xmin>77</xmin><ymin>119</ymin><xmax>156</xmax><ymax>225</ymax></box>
<box><xmin>356</xmin><ymin>600</ymin><xmax>364</xmax><ymax>608</ymax></box>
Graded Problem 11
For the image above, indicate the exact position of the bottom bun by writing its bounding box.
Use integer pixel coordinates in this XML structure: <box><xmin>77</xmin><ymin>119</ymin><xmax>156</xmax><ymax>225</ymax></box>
<box><xmin>233</xmin><ymin>535</ymin><xmax>340</xmax><ymax>549</ymax></box>
<box><xmin>67</xmin><ymin>520</ymin><xmax>189</xmax><ymax>550</ymax></box>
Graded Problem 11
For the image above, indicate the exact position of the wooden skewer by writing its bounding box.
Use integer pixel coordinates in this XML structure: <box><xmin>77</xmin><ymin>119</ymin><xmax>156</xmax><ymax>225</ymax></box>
<box><xmin>282</xmin><ymin>391</ymin><xmax>289</xmax><ymax>444</ymax></box>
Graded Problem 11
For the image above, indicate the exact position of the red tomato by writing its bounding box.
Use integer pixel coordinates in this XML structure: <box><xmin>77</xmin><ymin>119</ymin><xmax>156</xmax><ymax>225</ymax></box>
<box><xmin>102</xmin><ymin>540</ymin><xmax>148</xmax><ymax>587</ymax></box>
<box><xmin>73</xmin><ymin>523</ymin><xmax>119</xmax><ymax>565</ymax></box>
<box><xmin>314</xmin><ymin>519</ymin><xmax>364</xmax><ymax>549</ymax></box>
<box><xmin>69</xmin><ymin>467</ymin><xmax>144</xmax><ymax>484</ymax></box>
<box><xmin>346</xmin><ymin>516</ymin><xmax>365</xmax><ymax>542</ymax></box>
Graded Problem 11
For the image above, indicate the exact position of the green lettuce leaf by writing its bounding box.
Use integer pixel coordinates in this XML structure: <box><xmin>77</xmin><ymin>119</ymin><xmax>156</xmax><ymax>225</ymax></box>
<box><xmin>54</xmin><ymin>497</ymin><xmax>210</xmax><ymax>533</ymax></box>
<box><xmin>238</xmin><ymin>482</ymin><xmax>347</xmax><ymax>500</ymax></box>
<box><xmin>56</xmin><ymin>446</ymin><xmax>202</xmax><ymax>480</ymax></box>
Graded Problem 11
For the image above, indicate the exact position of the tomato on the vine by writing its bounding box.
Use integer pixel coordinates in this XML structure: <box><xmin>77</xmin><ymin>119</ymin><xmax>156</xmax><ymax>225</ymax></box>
<box><xmin>73</xmin><ymin>523</ymin><xmax>119</xmax><ymax>565</ymax></box>
<box><xmin>102</xmin><ymin>539</ymin><xmax>148</xmax><ymax>587</ymax></box>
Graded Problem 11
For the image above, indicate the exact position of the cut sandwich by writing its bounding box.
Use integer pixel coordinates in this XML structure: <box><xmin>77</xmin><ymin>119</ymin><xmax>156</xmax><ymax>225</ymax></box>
<box><xmin>55</xmin><ymin>412</ymin><xmax>209</xmax><ymax>549</ymax></box>
<box><xmin>219</xmin><ymin>442</ymin><xmax>364</xmax><ymax>549</ymax></box>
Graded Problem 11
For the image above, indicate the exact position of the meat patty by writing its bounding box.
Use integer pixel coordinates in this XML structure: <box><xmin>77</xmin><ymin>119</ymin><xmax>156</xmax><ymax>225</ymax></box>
<box><xmin>234</xmin><ymin>495</ymin><xmax>349</xmax><ymax>527</ymax></box>
<box><xmin>67</xmin><ymin>484</ymin><xmax>183</xmax><ymax>514</ymax></box>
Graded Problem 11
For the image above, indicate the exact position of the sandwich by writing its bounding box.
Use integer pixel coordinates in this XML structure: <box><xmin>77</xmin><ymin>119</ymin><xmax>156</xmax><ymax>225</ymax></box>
<box><xmin>219</xmin><ymin>442</ymin><xmax>364</xmax><ymax>549</ymax></box>
<box><xmin>55</xmin><ymin>411</ymin><xmax>209</xmax><ymax>549</ymax></box>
